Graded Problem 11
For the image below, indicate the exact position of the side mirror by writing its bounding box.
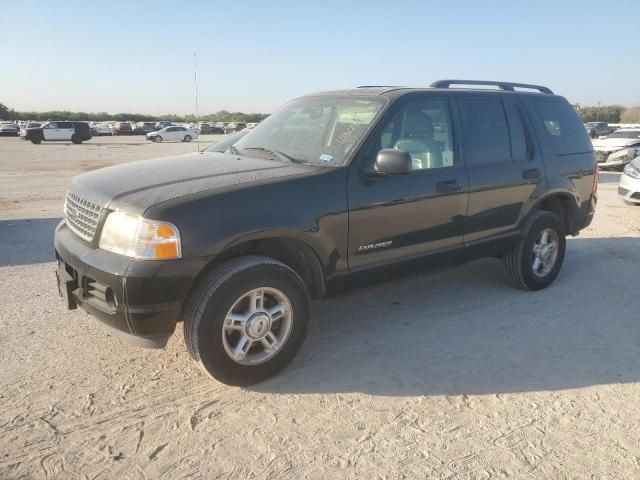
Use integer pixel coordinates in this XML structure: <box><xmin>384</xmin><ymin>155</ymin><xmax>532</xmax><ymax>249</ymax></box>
<box><xmin>373</xmin><ymin>149</ymin><xmax>412</xmax><ymax>175</ymax></box>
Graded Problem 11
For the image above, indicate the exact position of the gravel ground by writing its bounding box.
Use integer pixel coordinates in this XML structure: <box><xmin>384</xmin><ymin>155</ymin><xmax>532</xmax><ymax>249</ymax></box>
<box><xmin>1</xmin><ymin>136</ymin><xmax>639</xmax><ymax>479</ymax></box>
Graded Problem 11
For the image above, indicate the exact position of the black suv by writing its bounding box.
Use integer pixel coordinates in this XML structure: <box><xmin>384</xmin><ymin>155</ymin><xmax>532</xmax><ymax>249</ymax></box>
<box><xmin>24</xmin><ymin>121</ymin><xmax>92</xmax><ymax>144</ymax></box>
<box><xmin>54</xmin><ymin>80</ymin><xmax>597</xmax><ymax>385</ymax></box>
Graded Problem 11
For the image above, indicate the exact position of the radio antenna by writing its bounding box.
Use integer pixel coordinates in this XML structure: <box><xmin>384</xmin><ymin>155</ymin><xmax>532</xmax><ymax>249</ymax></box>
<box><xmin>193</xmin><ymin>52</ymin><xmax>200</xmax><ymax>153</ymax></box>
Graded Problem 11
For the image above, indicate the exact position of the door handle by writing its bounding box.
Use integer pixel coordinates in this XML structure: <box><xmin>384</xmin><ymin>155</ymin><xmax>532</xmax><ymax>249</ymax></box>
<box><xmin>522</xmin><ymin>168</ymin><xmax>541</xmax><ymax>180</ymax></box>
<box><xmin>437</xmin><ymin>180</ymin><xmax>463</xmax><ymax>193</ymax></box>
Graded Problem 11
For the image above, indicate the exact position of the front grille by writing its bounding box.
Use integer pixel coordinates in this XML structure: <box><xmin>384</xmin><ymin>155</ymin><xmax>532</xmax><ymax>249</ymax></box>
<box><xmin>596</xmin><ymin>151</ymin><xmax>610</xmax><ymax>163</ymax></box>
<box><xmin>64</xmin><ymin>191</ymin><xmax>103</xmax><ymax>242</ymax></box>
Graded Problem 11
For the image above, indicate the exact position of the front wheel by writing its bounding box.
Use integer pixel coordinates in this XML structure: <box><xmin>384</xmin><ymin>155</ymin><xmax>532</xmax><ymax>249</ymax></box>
<box><xmin>153</xmin><ymin>136</ymin><xmax>162</xmax><ymax>143</ymax></box>
<box><xmin>30</xmin><ymin>137</ymin><xmax>42</xmax><ymax>144</ymax></box>
<box><xmin>184</xmin><ymin>256</ymin><xmax>311</xmax><ymax>386</ymax></box>
<box><xmin>183</xmin><ymin>135</ymin><xmax>192</xmax><ymax>142</ymax></box>
<box><xmin>503</xmin><ymin>211</ymin><xmax>566</xmax><ymax>291</ymax></box>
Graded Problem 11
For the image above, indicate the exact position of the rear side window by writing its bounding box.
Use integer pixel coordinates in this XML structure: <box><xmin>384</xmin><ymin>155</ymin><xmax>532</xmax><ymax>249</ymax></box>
<box><xmin>532</xmin><ymin>100</ymin><xmax>592</xmax><ymax>155</ymax></box>
<box><xmin>460</xmin><ymin>99</ymin><xmax>511</xmax><ymax>165</ymax></box>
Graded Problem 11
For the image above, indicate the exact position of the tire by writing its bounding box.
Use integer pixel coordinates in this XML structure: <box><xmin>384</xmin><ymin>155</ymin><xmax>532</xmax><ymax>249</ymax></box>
<box><xmin>183</xmin><ymin>135</ymin><xmax>192</xmax><ymax>142</ymax></box>
<box><xmin>184</xmin><ymin>256</ymin><xmax>311</xmax><ymax>386</ymax></box>
<box><xmin>503</xmin><ymin>211</ymin><xmax>566</xmax><ymax>291</ymax></box>
<box><xmin>71</xmin><ymin>134</ymin><xmax>82</xmax><ymax>144</ymax></box>
<box><xmin>153</xmin><ymin>136</ymin><xmax>162</xmax><ymax>143</ymax></box>
<box><xmin>30</xmin><ymin>137</ymin><xmax>42</xmax><ymax>144</ymax></box>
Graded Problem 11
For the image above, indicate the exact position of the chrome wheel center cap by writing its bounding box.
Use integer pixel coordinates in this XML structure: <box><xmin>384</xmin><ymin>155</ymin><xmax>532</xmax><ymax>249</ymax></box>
<box><xmin>245</xmin><ymin>313</ymin><xmax>271</xmax><ymax>340</ymax></box>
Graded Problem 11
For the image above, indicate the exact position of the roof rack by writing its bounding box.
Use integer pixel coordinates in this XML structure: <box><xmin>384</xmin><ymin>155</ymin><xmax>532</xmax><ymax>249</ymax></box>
<box><xmin>356</xmin><ymin>85</ymin><xmax>402</xmax><ymax>88</ymax></box>
<box><xmin>430</xmin><ymin>80</ymin><xmax>553</xmax><ymax>95</ymax></box>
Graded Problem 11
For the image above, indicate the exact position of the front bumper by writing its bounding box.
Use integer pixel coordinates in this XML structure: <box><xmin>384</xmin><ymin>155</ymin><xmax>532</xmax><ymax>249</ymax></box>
<box><xmin>596</xmin><ymin>150</ymin><xmax>635</xmax><ymax>168</ymax></box>
<box><xmin>618</xmin><ymin>173</ymin><xmax>640</xmax><ymax>204</ymax></box>
<box><xmin>54</xmin><ymin>221</ymin><xmax>206</xmax><ymax>348</ymax></box>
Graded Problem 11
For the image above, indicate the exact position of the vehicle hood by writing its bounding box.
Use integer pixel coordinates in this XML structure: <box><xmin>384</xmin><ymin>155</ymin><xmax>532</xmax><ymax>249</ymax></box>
<box><xmin>70</xmin><ymin>152</ymin><xmax>324</xmax><ymax>215</ymax></box>
<box><xmin>593</xmin><ymin>138</ymin><xmax>640</xmax><ymax>151</ymax></box>
<box><xmin>146</xmin><ymin>130</ymin><xmax>162</xmax><ymax>136</ymax></box>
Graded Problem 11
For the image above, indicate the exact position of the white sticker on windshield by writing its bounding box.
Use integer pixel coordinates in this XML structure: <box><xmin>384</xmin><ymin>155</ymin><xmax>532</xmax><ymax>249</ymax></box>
<box><xmin>319</xmin><ymin>154</ymin><xmax>334</xmax><ymax>163</ymax></box>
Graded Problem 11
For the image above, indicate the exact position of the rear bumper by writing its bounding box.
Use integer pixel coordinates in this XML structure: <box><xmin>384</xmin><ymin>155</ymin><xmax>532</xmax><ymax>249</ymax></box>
<box><xmin>568</xmin><ymin>193</ymin><xmax>597</xmax><ymax>234</ymax></box>
<box><xmin>54</xmin><ymin>221</ymin><xmax>206</xmax><ymax>348</ymax></box>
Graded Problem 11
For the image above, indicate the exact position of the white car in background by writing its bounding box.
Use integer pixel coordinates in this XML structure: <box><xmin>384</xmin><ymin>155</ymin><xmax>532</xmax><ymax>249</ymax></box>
<box><xmin>618</xmin><ymin>157</ymin><xmax>640</xmax><ymax>206</ymax></box>
<box><xmin>592</xmin><ymin>128</ymin><xmax>640</xmax><ymax>170</ymax></box>
<box><xmin>146</xmin><ymin>125</ymin><xmax>198</xmax><ymax>143</ymax></box>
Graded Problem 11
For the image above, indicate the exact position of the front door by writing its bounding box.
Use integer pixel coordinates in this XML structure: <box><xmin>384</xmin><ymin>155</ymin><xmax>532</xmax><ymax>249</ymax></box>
<box><xmin>347</xmin><ymin>95</ymin><xmax>469</xmax><ymax>271</ymax></box>
<box><xmin>42</xmin><ymin>122</ymin><xmax>62</xmax><ymax>140</ymax></box>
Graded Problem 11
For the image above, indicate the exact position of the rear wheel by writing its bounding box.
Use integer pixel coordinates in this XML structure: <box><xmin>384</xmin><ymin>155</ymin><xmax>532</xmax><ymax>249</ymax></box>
<box><xmin>503</xmin><ymin>211</ymin><xmax>566</xmax><ymax>291</ymax></box>
<box><xmin>184</xmin><ymin>256</ymin><xmax>311</xmax><ymax>385</ymax></box>
<box><xmin>71</xmin><ymin>134</ymin><xmax>82</xmax><ymax>144</ymax></box>
<box><xmin>183</xmin><ymin>135</ymin><xmax>192</xmax><ymax>142</ymax></box>
<box><xmin>153</xmin><ymin>136</ymin><xmax>163</xmax><ymax>143</ymax></box>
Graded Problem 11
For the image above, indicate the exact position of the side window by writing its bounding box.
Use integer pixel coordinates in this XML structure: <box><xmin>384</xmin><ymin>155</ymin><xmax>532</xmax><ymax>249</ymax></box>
<box><xmin>460</xmin><ymin>98</ymin><xmax>511</xmax><ymax>165</ymax></box>
<box><xmin>532</xmin><ymin>100</ymin><xmax>592</xmax><ymax>155</ymax></box>
<box><xmin>47</xmin><ymin>123</ymin><xmax>58</xmax><ymax>129</ymax></box>
<box><xmin>375</xmin><ymin>98</ymin><xmax>455</xmax><ymax>171</ymax></box>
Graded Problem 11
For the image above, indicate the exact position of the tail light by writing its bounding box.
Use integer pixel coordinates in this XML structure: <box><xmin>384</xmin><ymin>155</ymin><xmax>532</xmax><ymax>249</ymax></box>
<box><xmin>593</xmin><ymin>163</ymin><xmax>599</xmax><ymax>193</ymax></box>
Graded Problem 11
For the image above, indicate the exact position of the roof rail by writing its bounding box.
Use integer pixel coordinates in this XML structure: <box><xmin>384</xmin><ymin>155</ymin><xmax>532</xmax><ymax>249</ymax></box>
<box><xmin>430</xmin><ymin>79</ymin><xmax>553</xmax><ymax>95</ymax></box>
<box><xmin>356</xmin><ymin>85</ymin><xmax>402</xmax><ymax>88</ymax></box>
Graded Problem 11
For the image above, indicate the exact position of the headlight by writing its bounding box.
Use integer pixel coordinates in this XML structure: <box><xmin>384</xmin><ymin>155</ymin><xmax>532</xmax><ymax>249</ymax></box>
<box><xmin>98</xmin><ymin>211</ymin><xmax>181</xmax><ymax>260</ymax></box>
<box><xmin>623</xmin><ymin>163</ymin><xmax>640</xmax><ymax>179</ymax></box>
<box><xmin>610</xmin><ymin>148</ymin><xmax>636</xmax><ymax>160</ymax></box>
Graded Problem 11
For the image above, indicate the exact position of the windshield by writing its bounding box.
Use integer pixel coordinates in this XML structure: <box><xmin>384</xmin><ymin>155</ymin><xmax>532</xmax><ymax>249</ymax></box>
<box><xmin>231</xmin><ymin>96</ymin><xmax>386</xmax><ymax>166</ymax></box>
<box><xmin>204</xmin><ymin>130</ymin><xmax>249</xmax><ymax>152</ymax></box>
<box><xmin>605</xmin><ymin>130</ymin><xmax>640</xmax><ymax>139</ymax></box>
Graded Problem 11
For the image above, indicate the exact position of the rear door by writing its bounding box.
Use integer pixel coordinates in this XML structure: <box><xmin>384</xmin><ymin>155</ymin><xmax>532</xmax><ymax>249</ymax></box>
<box><xmin>457</xmin><ymin>93</ymin><xmax>546</xmax><ymax>244</ymax></box>
<box><xmin>347</xmin><ymin>94</ymin><xmax>469</xmax><ymax>271</ymax></box>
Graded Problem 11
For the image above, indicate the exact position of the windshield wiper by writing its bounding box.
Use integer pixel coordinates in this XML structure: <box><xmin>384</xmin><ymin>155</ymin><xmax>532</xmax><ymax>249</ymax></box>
<box><xmin>242</xmin><ymin>146</ymin><xmax>304</xmax><ymax>164</ymax></box>
<box><xmin>224</xmin><ymin>144</ymin><xmax>241</xmax><ymax>155</ymax></box>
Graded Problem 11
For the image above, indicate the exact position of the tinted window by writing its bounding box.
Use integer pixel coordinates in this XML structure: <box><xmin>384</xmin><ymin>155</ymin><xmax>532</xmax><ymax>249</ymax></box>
<box><xmin>460</xmin><ymin>99</ymin><xmax>511</xmax><ymax>164</ymax></box>
<box><xmin>375</xmin><ymin>98</ymin><xmax>455</xmax><ymax>171</ymax></box>
<box><xmin>532</xmin><ymin>100</ymin><xmax>592</xmax><ymax>155</ymax></box>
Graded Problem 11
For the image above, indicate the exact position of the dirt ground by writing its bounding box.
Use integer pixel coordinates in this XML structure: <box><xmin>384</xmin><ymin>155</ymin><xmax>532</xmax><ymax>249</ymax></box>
<box><xmin>1</xmin><ymin>136</ymin><xmax>639</xmax><ymax>479</ymax></box>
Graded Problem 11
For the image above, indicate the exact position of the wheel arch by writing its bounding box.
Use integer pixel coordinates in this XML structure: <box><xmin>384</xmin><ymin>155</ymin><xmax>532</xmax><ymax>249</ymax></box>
<box><xmin>182</xmin><ymin>235</ymin><xmax>327</xmax><ymax>324</ymax></box>
<box><xmin>532</xmin><ymin>191</ymin><xmax>580</xmax><ymax>235</ymax></box>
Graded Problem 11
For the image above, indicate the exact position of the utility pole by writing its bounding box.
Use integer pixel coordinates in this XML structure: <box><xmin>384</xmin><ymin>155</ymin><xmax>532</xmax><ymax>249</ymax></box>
<box><xmin>597</xmin><ymin>101</ymin><xmax>602</xmax><ymax>121</ymax></box>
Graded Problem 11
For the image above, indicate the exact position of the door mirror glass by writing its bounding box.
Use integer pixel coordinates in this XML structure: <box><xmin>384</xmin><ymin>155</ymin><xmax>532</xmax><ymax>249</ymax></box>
<box><xmin>374</xmin><ymin>149</ymin><xmax>412</xmax><ymax>175</ymax></box>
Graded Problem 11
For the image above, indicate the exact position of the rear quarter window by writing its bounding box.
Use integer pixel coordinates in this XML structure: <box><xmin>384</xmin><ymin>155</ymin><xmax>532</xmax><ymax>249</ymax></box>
<box><xmin>532</xmin><ymin>100</ymin><xmax>593</xmax><ymax>155</ymax></box>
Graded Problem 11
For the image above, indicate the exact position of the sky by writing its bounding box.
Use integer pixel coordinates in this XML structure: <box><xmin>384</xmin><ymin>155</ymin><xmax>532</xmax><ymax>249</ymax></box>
<box><xmin>1</xmin><ymin>0</ymin><xmax>639</xmax><ymax>115</ymax></box>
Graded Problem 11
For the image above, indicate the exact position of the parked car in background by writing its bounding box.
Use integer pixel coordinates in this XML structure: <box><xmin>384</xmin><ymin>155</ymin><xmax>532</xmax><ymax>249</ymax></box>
<box><xmin>0</xmin><ymin>122</ymin><xmax>20</xmax><ymax>136</ymax></box>
<box><xmin>224</xmin><ymin>122</ymin><xmax>237</xmax><ymax>134</ymax></box>
<box><xmin>146</xmin><ymin>125</ymin><xmax>198</xmax><ymax>143</ymax></box>
<box><xmin>584</xmin><ymin>122</ymin><xmax>616</xmax><ymax>139</ymax></box>
<box><xmin>54</xmin><ymin>80</ymin><xmax>597</xmax><ymax>385</ymax></box>
<box><xmin>133</xmin><ymin>122</ymin><xmax>157</xmax><ymax>135</ymax></box>
<box><xmin>155</xmin><ymin>121</ymin><xmax>173</xmax><ymax>130</ymax></box>
<box><xmin>592</xmin><ymin>128</ymin><xmax>640</xmax><ymax>170</ymax></box>
<box><xmin>199</xmin><ymin>123</ymin><xmax>224</xmax><ymax>134</ymax></box>
<box><xmin>20</xmin><ymin>122</ymin><xmax>41</xmax><ymax>136</ymax></box>
<box><xmin>112</xmin><ymin>122</ymin><xmax>133</xmax><ymax>135</ymax></box>
<box><xmin>91</xmin><ymin>123</ymin><xmax>113</xmax><ymax>136</ymax></box>
<box><xmin>23</xmin><ymin>121</ymin><xmax>92</xmax><ymax>144</ymax></box>
<box><xmin>618</xmin><ymin>157</ymin><xmax>640</xmax><ymax>205</ymax></box>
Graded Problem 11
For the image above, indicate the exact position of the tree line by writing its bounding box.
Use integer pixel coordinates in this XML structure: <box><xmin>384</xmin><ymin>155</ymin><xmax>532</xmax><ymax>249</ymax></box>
<box><xmin>2</xmin><ymin>100</ymin><xmax>640</xmax><ymax>125</ymax></box>
<box><xmin>0</xmin><ymin>102</ymin><xmax>268</xmax><ymax>123</ymax></box>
